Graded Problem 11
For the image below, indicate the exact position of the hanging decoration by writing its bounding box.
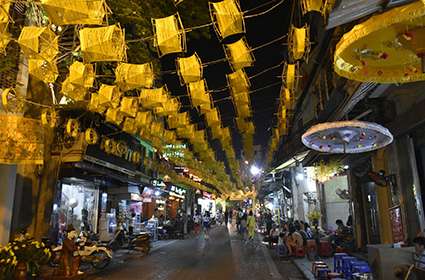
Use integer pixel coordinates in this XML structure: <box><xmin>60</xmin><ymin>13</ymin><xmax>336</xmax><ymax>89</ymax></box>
<box><xmin>139</xmin><ymin>86</ymin><xmax>169</xmax><ymax>110</ymax></box>
<box><xmin>236</xmin><ymin>103</ymin><xmax>251</xmax><ymax>118</ymax></box>
<box><xmin>119</xmin><ymin>97</ymin><xmax>139</xmax><ymax>118</ymax></box>
<box><xmin>209</xmin><ymin>0</ymin><xmax>245</xmax><ymax>40</ymax></box>
<box><xmin>224</xmin><ymin>37</ymin><xmax>254</xmax><ymax>70</ymax></box>
<box><xmin>176</xmin><ymin>53</ymin><xmax>203</xmax><ymax>85</ymax></box>
<box><xmin>28</xmin><ymin>59</ymin><xmax>59</xmax><ymax>84</ymax></box>
<box><xmin>0</xmin><ymin>115</ymin><xmax>44</xmax><ymax>164</ymax></box>
<box><xmin>65</xmin><ymin>119</ymin><xmax>80</xmax><ymax>138</ymax></box>
<box><xmin>122</xmin><ymin>117</ymin><xmax>138</xmax><ymax>134</ymax></box>
<box><xmin>154</xmin><ymin>98</ymin><xmax>180</xmax><ymax>117</ymax></box>
<box><xmin>227</xmin><ymin>69</ymin><xmax>250</xmax><ymax>94</ymax></box>
<box><xmin>61</xmin><ymin>61</ymin><xmax>94</xmax><ymax>101</ymax></box>
<box><xmin>40</xmin><ymin>108</ymin><xmax>57</xmax><ymax>128</ymax></box>
<box><xmin>167</xmin><ymin>112</ymin><xmax>190</xmax><ymax>129</ymax></box>
<box><xmin>288</xmin><ymin>25</ymin><xmax>310</xmax><ymax>61</ymax></box>
<box><xmin>115</xmin><ymin>62</ymin><xmax>154</xmax><ymax>91</ymax></box>
<box><xmin>301</xmin><ymin>0</ymin><xmax>335</xmax><ymax>18</ymax></box>
<box><xmin>187</xmin><ymin>79</ymin><xmax>211</xmax><ymax>111</ymax></box>
<box><xmin>41</xmin><ymin>0</ymin><xmax>108</xmax><ymax>25</ymax></box>
<box><xmin>18</xmin><ymin>26</ymin><xmax>59</xmax><ymax>60</ymax></box>
<box><xmin>313</xmin><ymin>160</ymin><xmax>345</xmax><ymax>183</ymax></box>
<box><xmin>302</xmin><ymin>121</ymin><xmax>394</xmax><ymax>154</ymax></box>
<box><xmin>205</xmin><ymin>108</ymin><xmax>221</xmax><ymax>128</ymax></box>
<box><xmin>0</xmin><ymin>1</ymin><xmax>10</xmax><ymax>54</ymax></box>
<box><xmin>176</xmin><ymin>123</ymin><xmax>195</xmax><ymax>139</ymax></box>
<box><xmin>98</xmin><ymin>84</ymin><xmax>122</xmax><ymax>108</ymax></box>
<box><xmin>88</xmin><ymin>93</ymin><xmax>108</xmax><ymax>114</ymax></box>
<box><xmin>334</xmin><ymin>1</ymin><xmax>425</xmax><ymax>84</ymax></box>
<box><xmin>152</xmin><ymin>14</ymin><xmax>186</xmax><ymax>57</ymax></box>
<box><xmin>79</xmin><ymin>25</ymin><xmax>126</xmax><ymax>62</ymax></box>
<box><xmin>135</xmin><ymin>111</ymin><xmax>152</xmax><ymax>128</ymax></box>
<box><xmin>105</xmin><ymin>107</ymin><xmax>124</xmax><ymax>126</ymax></box>
<box><xmin>85</xmin><ymin>128</ymin><xmax>99</xmax><ymax>145</ymax></box>
<box><xmin>283</xmin><ymin>62</ymin><xmax>298</xmax><ymax>93</ymax></box>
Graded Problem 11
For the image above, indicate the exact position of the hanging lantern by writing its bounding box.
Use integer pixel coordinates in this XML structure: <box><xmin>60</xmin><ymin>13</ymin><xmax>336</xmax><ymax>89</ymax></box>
<box><xmin>227</xmin><ymin>69</ymin><xmax>250</xmax><ymax>94</ymax></box>
<box><xmin>139</xmin><ymin>86</ymin><xmax>168</xmax><ymax>109</ymax></box>
<box><xmin>28</xmin><ymin>59</ymin><xmax>58</xmax><ymax>84</ymax></box>
<box><xmin>280</xmin><ymin>86</ymin><xmax>294</xmax><ymax>112</ymax></box>
<box><xmin>154</xmin><ymin>98</ymin><xmax>180</xmax><ymax>117</ymax></box>
<box><xmin>176</xmin><ymin>53</ymin><xmax>202</xmax><ymax>85</ymax></box>
<box><xmin>301</xmin><ymin>0</ymin><xmax>322</xmax><ymax>15</ymax></box>
<box><xmin>163</xmin><ymin>130</ymin><xmax>176</xmax><ymax>144</ymax></box>
<box><xmin>302</xmin><ymin>121</ymin><xmax>394</xmax><ymax>153</ymax></box>
<box><xmin>115</xmin><ymin>62</ymin><xmax>154</xmax><ymax>91</ymax></box>
<box><xmin>150</xmin><ymin>122</ymin><xmax>164</xmax><ymax>138</ymax></box>
<box><xmin>236</xmin><ymin>103</ymin><xmax>251</xmax><ymax>118</ymax></box>
<box><xmin>167</xmin><ymin>112</ymin><xmax>190</xmax><ymax>129</ymax></box>
<box><xmin>334</xmin><ymin>1</ymin><xmax>425</xmax><ymax>84</ymax></box>
<box><xmin>288</xmin><ymin>25</ymin><xmax>310</xmax><ymax>61</ymax></box>
<box><xmin>105</xmin><ymin>108</ymin><xmax>124</xmax><ymax>126</ymax></box>
<box><xmin>40</xmin><ymin>108</ymin><xmax>58</xmax><ymax>128</ymax></box>
<box><xmin>188</xmin><ymin>79</ymin><xmax>211</xmax><ymax>109</ymax></box>
<box><xmin>135</xmin><ymin>111</ymin><xmax>152</xmax><ymax>128</ymax></box>
<box><xmin>232</xmin><ymin>91</ymin><xmax>250</xmax><ymax>106</ymax></box>
<box><xmin>68</xmin><ymin>61</ymin><xmax>95</xmax><ymax>88</ymax></box>
<box><xmin>119</xmin><ymin>97</ymin><xmax>139</xmax><ymax>118</ymax></box>
<box><xmin>18</xmin><ymin>26</ymin><xmax>59</xmax><ymax>60</ymax></box>
<box><xmin>205</xmin><ymin>108</ymin><xmax>221</xmax><ymax>128</ymax></box>
<box><xmin>85</xmin><ymin>128</ymin><xmax>99</xmax><ymax>145</ymax></box>
<box><xmin>152</xmin><ymin>13</ymin><xmax>186</xmax><ymax>57</ymax></box>
<box><xmin>209</xmin><ymin>0</ymin><xmax>245</xmax><ymax>40</ymax></box>
<box><xmin>41</xmin><ymin>0</ymin><xmax>108</xmax><ymax>25</ymax></box>
<box><xmin>0</xmin><ymin>2</ymin><xmax>10</xmax><ymax>54</ymax></box>
<box><xmin>79</xmin><ymin>25</ymin><xmax>126</xmax><ymax>62</ymax></box>
<box><xmin>65</xmin><ymin>119</ymin><xmax>80</xmax><ymax>138</ymax></box>
<box><xmin>224</xmin><ymin>37</ymin><xmax>254</xmax><ymax>70</ymax></box>
<box><xmin>283</xmin><ymin>62</ymin><xmax>298</xmax><ymax>94</ymax></box>
<box><xmin>88</xmin><ymin>93</ymin><xmax>108</xmax><ymax>114</ymax></box>
<box><xmin>61</xmin><ymin>79</ymin><xmax>87</xmax><ymax>101</ymax></box>
<box><xmin>122</xmin><ymin>117</ymin><xmax>138</xmax><ymax>135</ymax></box>
<box><xmin>98</xmin><ymin>84</ymin><xmax>122</xmax><ymax>108</ymax></box>
<box><xmin>0</xmin><ymin>1</ymin><xmax>10</xmax><ymax>24</ymax></box>
<box><xmin>176</xmin><ymin>124</ymin><xmax>195</xmax><ymax>139</ymax></box>
<box><xmin>210</xmin><ymin>125</ymin><xmax>222</xmax><ymax>140</ymax></box>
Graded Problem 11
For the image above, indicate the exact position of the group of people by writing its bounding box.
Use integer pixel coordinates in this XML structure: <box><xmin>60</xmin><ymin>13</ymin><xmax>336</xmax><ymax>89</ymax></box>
<box><xmin>234</xmin><ymin>209</ymin><xmax>256</xmax><ymax>243</ymax></box>
<box><xmin>192</xmin><ymin>211</ymin><xmax>212</xmax><ymax>239</ymax></box>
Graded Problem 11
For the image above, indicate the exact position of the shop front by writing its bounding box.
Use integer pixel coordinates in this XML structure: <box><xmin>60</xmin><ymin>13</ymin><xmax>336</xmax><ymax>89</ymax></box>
<box><xmin>197</xmin><ymin>191</ymin><xmax>216</xmax><ymax>216</ymax></box>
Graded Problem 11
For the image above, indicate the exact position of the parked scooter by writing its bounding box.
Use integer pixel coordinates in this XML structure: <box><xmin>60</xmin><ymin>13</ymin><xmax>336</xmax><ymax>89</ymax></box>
<box><xmin>108</xmin><ymin>227</ymin><xmax>151</xmax><ymax>255</ymax></box>
<box><xmin>49</xmin><ymin>233</ymin><xmax>112</xmax><ymax>270</ymax></box>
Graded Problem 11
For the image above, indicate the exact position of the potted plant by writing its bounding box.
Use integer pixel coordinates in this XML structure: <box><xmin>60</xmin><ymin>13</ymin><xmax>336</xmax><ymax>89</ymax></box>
<box><xmin>0</xmin><ymin>233</ymin><xmax>51</xmax><ymax>279</ymax></box>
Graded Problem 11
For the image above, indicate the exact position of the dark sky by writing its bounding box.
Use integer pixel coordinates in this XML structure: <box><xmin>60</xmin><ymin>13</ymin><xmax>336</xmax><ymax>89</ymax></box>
<box><xmin>161</xmin><ymin>0</ymin><xmax>291</xmax><ymax>164</ymax></box>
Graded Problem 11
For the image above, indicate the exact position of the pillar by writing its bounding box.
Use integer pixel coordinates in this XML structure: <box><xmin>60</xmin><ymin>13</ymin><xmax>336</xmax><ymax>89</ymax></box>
<box><xmin>372</xmin><ymin>150</ymin><xmax>393</xmax><ymax>244</ymax></box>
<box><xmin>0</xmin><ymin>164</ymin><xmax>17</xmax><ymax>245</ymax></box>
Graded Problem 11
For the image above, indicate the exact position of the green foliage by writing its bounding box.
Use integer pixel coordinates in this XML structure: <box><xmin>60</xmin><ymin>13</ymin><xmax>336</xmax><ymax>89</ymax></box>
<box><xmin>106</xmin><ymin>0</ymin><xmax>211</xmax><ymax>66</ymax></box>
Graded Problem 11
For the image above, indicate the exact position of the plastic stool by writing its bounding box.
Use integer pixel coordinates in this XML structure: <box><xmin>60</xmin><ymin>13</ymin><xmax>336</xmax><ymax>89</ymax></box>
<box><xmin>311</xmin><ymin>261</ymin><xmax>326</xmax><ymax>273</ymax></box>
<box><xmin>352</xmin><ymin>264</ymin><xmax>371</xmax><ymax>274</ymax></box>
<box><xmin>319</xmin><ymin>240</ymin><xmax>333</xmax><ymax>257</ymax></box>
<box><xmin>327</xmin><ymin>272</ymin><xmax>344</xmax><ymax>279</ymax></box>
<box><xmin>333</xmin><ymin>253</ymin><xmax>348</xmax><ymax>272</ymax></box>
<box><xmin>349</xmin><ymin>260</ymin><xmax>370</xmax><ymax>279</ymax></box>
<box><xmin>295</xmin><ymin>247</ymin><xmax>305</xmax><ymax>257</ymax></box>
<box><xmin>314</xmin><ymin>265</ymin><xmax>328</xmax><ymax>277</ymax></box>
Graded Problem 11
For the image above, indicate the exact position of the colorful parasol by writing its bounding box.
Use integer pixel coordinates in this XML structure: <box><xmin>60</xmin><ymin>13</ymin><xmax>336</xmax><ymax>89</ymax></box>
<box><xmin>334</xmin><ymin>1</ymin><xmax>425</xmax><ymax>83</ymax></box>
<box><xmin>301</xmin><ymin>121</ymin><xmax>393</xmax><ymax>154</ymax></box>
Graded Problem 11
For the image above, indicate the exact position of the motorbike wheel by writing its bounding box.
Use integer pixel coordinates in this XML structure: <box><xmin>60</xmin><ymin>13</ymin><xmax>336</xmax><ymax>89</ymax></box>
<box><xmin>91</xmin><ymin>251</ymin><xmax>111</xmax><ymax>270</ymax></box>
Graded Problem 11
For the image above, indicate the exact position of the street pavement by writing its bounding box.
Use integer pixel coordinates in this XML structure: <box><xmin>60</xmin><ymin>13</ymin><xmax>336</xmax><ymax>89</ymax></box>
<box><xmin>87</xmin><ymin>225</ymin><xmax>305</xmax><ymax>280</ymax></box>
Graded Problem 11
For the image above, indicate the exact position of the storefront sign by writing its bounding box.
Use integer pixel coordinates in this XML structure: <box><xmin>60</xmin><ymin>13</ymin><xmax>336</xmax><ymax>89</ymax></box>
<box><xmin>99</xmin><ymin>136</ymin><xmax>141</xmax><ymax>164</ymax></box>
<box><xmin>170</xmin><ymin>185</ymin><xmax>186</xmax><ymax>196</ymax></box>
<box><xmin>203</xmin><ymin>191</ymin><xmax>212</xmax><ymax>199</ymax></box>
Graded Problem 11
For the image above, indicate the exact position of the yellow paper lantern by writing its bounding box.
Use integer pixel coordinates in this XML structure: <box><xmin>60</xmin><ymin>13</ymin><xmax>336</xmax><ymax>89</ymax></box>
<box><xmin>88</xmin><ymin>93</ymin><xmax>108</xmax><ymax>114</ymax></box>
<box><xmin>334</xmin><ymin>1</ymin><xmax>425</xmax><ymax>84</ymax></box>
<box><xmin>122</xmin><ymin>117</ymin><xmax>138</xmax><ymax>135</ymax></box>
<box><xmin>18</xmin><ymin>26</ymin><xmax>58</xmax><ymax>61</ymax></box>
<box><xmin>167</xmin><ymin>112</ymin><xmax>190</xmax><ymax>129</ymax></box>
<box><xmin>176</xmin><ymin>124</ymin><xmax>195</xmax><ymax>139</ymax></box>
<box><xmin>152</xmin><ymin>14</ymin><xmax>186</xmax><ymax>57</ymax></box>
<box><xmin>28</xmin><ymin>59</ymin><xmax>58</xmax><ymax>84</ymax></box>
<box><xmin>188</xmin><ymin>79</ymin><xmax>211</xmax><ymax>109</ymax></box>
<box><xmin>176</xmin><ymin>53</ymin><xmax>202</xmax><ymax>85</ymax></box>
<box><xmin>41</xmin><ymin>0</ymin><xmax>107</xmax><ymax>25</ymax></box>
<box><xmin>115</xmin><ymin>62</ymin><xmax>154</xmax><ymax>91</ymax></box>
<box><xmin>227</xmin><ymin>69</ymin><xmax>250</xmax><ymax>94</ymax></box>
<box><xmin>98</xmin><ymin>84</ymin><xmax>122</xmax><ymax>108</ymax></box>
<box><xmin>135</xmin><ymin>111</ymin><xmax>152</xmax><ymax>128</ymax></box>
<box><xmin>209</xmin><ymin>0</ymin><xmax>245</xmax><ymax>40</ymax></box>
<box><xmin>154</xmin><ymin>98</ymin><xmax>180</xmax><ymax>117</ymax></box>
<box><xmin>139</xmin><ymin>87</ymin><xmax>169</xmax><ymax>109</ymax></box>
<box><xmin>283</xmin><ymin>63</ymin><xmax>298</xmax><ymax>93</ymax></box>
<box><xmin>120</xmin><ymin>97</ymin><xmax>139</xmax><ymax>118</ymax></box>
<box><xmin>235</xmin><ymin>103</ymin><xmax>251</xmax><ymax>118</ymax></box>
<box><xmin>224</xmin><ymin>37</ymin><xmax>254</xmax><ymax>70</ymax></box>
<box><xmin>288</xmin><ymin>25</ymin><xmax>310</xmax><ymax>61</ymax></box>
<box><xmin>79</xmin><ymin>25</ymin><xmax>126</xmax><ymax>63</ymax></box>
<box><xmin>205</xmin><ymin>108</ymin><xmax>221</xmax><ymax>128</ymax></box>
<box><xmin>0</xmin><ymin>22</ymin><xmax>10</xmax><ymax>54</ymax></box>
<box><xmin>68</xmin><ymin>61</ymin><xmax>95</xmax><ymax>88</ymax></box>
<box><xmin>105</xmin><ymin>107</ymin><xmax>124</xmax><ymax>126</ymax></box>
<box><xmin>61</xmin><ymin>78</ymin><xmax>87</xmax><ymax>101</ymax></box>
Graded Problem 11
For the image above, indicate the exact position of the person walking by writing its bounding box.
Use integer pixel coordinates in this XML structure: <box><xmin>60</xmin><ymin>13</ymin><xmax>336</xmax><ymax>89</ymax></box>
<box><xmin>246</xmin><ymin>210</ymin><xmax>256</xmax><ymax>244</ymax></box>
<box><xmin>224</xmin><ymin>209</ymin><xmax>229</xmax><ymax>226</ymax></box>
<box><xmin>203</xmin><ymin>211</ymin><xmax>211</xmax><ymax>240</ymax></box>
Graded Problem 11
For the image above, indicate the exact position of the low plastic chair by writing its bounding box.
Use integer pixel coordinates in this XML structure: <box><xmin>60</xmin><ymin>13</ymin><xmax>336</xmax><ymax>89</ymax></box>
<box><xmin>333</xmin><ymin>252</ymin><xmax>348</xmax><ymax>272</ymax></box>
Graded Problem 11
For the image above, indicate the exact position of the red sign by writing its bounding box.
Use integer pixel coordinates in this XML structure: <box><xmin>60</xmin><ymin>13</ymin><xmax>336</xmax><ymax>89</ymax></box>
<box><xmin>389</xmin><ymin>205</ymin><xmax>404</xmax><ymax>243</ymax></box>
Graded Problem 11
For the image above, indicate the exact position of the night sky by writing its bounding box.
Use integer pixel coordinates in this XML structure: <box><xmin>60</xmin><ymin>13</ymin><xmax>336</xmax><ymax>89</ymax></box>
<box><xmin>160</xmin><ymin>0</ymin><xmax>291</xmax><ymax>165</ymax></box>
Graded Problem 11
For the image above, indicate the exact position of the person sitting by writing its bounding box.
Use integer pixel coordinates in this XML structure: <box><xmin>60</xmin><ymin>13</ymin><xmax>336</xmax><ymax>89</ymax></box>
<box><xmin>414</xmin><ymin>236</ymin><xmax>425</xmax><ymax>269</ymax></box>
<box><xmin>334</xmin><ymin>219</ymin><xmax>354</xmax><ymax>250</ymax></box>
<box><xmin>277</xmin><ymin>232</ymin><xmax>288</xmax><ymax>257</ymax></box>
<box><xmin>269</xmin><ymin>224</ymin><xmax>279</xmax><ymax>248</ymax></box>
<box><xmin>286</xmin><ymin>224</ymin><xmax>304</xmax><ymax>256</ymax></box>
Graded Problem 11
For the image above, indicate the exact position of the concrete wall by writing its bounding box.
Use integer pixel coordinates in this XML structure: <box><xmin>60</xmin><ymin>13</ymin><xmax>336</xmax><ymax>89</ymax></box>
<box><xmin>324</xmin><ymin>175</ymin><xmax>350</xmax><ymax>231</ymax></box>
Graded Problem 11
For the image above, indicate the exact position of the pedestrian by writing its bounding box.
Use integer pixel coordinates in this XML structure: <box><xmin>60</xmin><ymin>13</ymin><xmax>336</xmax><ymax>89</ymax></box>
<box><xmin>224</xmin><ymin>209</ymin><xmax>229</xmax><ymax>226</ymax></box>
<box><xmin>240</xmin><ymin>212</ymin><xmax>248</xmax><ymax>240</ymax></box>
<box><xmin>246</xmin><ymin>210</ymin><xmax>256</xmax><ymax>244</ymax></box>
<box><xmin>203</xmin><ymin>211</ymin><xmax>211</xmax><ymax>240</ymax></box>
<box><xmin>193</xmin><ymin>211</ymin><xmax>201</xmax><ymax>236</ymax></box>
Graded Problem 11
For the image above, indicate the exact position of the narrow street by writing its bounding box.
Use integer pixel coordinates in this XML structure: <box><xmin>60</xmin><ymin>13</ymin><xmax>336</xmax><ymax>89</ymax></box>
<box><xmin>88</xmin><ymin>226</ymin><xmax>305</xmax><ymax>280</ymax></box>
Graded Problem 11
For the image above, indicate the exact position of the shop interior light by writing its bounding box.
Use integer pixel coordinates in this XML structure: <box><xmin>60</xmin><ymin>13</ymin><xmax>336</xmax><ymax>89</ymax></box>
<box><xmin>154</xmin><ymin>190</ymin><xmax>161</xmax><ymax>196</ymax></box>
<box><xmin>296</xmin><ymin>173</ymin><xmax>304</xmax><ymax>181</ymax></box>
<box><xmin>250</xmin><ymin>165</ymin><xmax>261</xmax><ymax>176</ymax></box>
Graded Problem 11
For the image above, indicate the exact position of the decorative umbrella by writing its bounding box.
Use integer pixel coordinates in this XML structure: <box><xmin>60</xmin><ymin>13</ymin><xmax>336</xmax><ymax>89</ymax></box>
<box><xmin>301</xmin><ymin>120</ymin><xmax>393</xmax><ymax>153</ymax></box>
<box><xmin>334</xmin><ymin>1</ymin><xmax>425</xmax><ymax>83</ymax></box>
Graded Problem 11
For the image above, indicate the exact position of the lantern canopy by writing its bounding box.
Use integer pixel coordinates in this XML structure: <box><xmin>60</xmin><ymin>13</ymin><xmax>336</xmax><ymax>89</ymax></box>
<box><xmin>188</xmin><ymin>79</ymin><xmax>211</xmax><ymax>109</ymax></box>
<box><xmin>302</xmin><ymin>121</ymin><xmax>393</xmax><ymax>154</ymax></box>
<box><xmin>152</xmin><ymin>14</ymin><xmax>186</xmax><ymax>57</ymax></box>
<box><xmin>41</xmin><ymin>0</ymin><xmax>107</xmax><ymax>25</ymax></box>
<box><xmin>334</xmin><ymin>1</ymin><xmax>425</xmax><ymax>84</ymax></box>
<box><xmin>18</xmin><ymin>26</ymin><xmax>59</xmax><ymax>60</ymax></box>
<box><xmin>79</xmin><ymin>25</ymin><xmax>126</xmax><ymax>62</ymax></box>
<box><xmin>210</xmin><ymin>0</ymin><xmax>245</xmax><ymax>40</ymax></box>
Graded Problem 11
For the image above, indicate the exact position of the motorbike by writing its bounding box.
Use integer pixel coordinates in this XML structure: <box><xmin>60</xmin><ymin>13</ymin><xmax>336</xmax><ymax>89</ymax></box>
<box><xmin>50</xmin><ymin>234</ymin><xmax>112</xmax><ymax>270</ymax></box>
<box><xmin>108</xmin><ymin>227</ymin><xmax>151</xmax><ymax>255</ymax></box>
